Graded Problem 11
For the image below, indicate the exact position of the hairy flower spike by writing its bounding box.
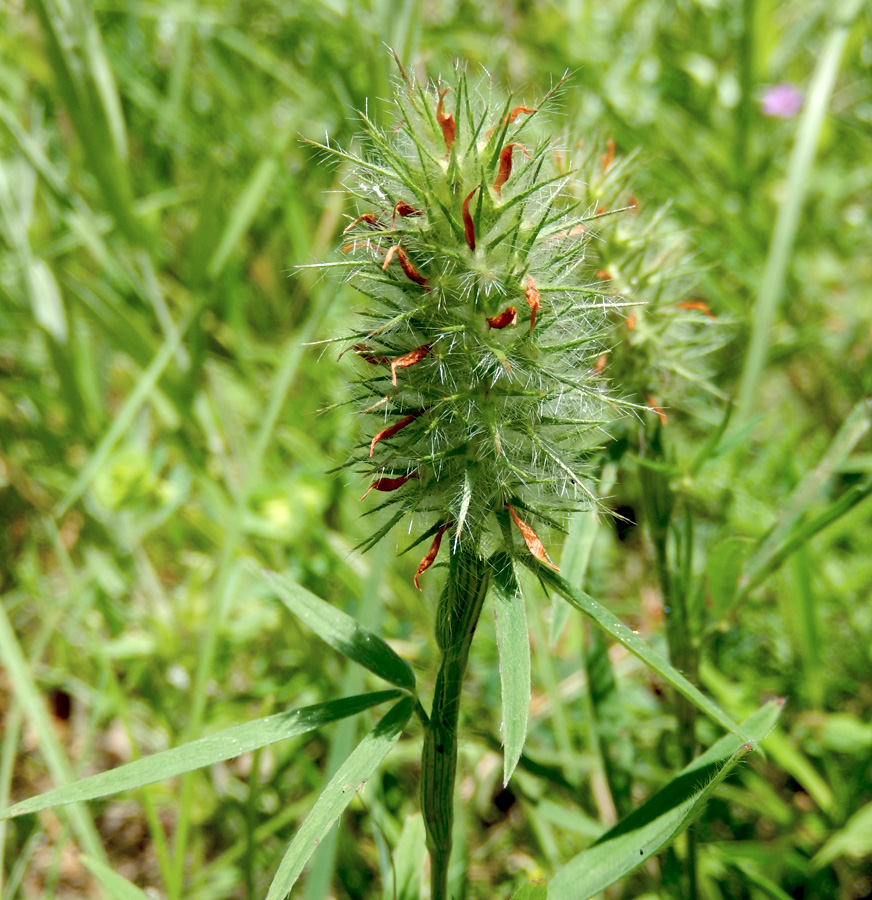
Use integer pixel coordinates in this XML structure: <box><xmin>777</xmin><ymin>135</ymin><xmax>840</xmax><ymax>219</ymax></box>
<box><xmin>310</xmin><ymin>68</ymin><xmax>687</xmax><ymax>565</ymax></box>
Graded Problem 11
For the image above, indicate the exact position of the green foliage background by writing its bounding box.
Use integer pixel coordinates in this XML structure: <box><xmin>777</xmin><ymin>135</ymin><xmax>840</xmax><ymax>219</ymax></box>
<box><xmin>1</xmin><ymin>0</ymin><xmax>870</xmax><ymax>897</ymax></box>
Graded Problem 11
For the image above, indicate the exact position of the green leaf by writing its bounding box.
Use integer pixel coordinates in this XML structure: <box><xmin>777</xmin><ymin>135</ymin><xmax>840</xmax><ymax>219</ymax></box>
<box><xmin>80</xmin><ymin>856</ymin><xmax>152</xmax><ymax>900</ymax></box>
<box><xmin>550</xmin><ymin>701</ymin><xmax>783</xmax><ymax>900</ymax></box>
<box><xmin>512</xmin><ymin>881</ymin><xmax>548</xmax><ymax>900</ymax></box>
<box><xmin>255</xmin><ymin>567</ymin><xmax>416</xmax><ymax>691</ymax></box>
<box><xmin>525</xmin><ymin>561</ymin><xmax>746</xmax><ymax>739</ymax></box>
<box><xmin>0</xmin><ymin>691</ymin><xmax>399</xmax><ymax>820</ymax></box>
<box><xmin>490</xmin><ymin>552</ymin><xmax>531</xmax><ymax>786</ymax></box>
<box><xmin>266</xmin><ymin>696</ymin><xmax>413</xmax><ymax>900</ymax></box>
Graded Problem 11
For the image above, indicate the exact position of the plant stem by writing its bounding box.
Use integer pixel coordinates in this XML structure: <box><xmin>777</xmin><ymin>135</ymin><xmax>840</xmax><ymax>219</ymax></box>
<box><xmin>420</xmin><ymin>544</ymin><xmax>490</xmax><ymax>900</ymax></box>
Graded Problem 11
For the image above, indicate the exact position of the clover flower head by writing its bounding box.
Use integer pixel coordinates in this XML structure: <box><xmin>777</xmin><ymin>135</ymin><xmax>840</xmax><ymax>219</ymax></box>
<box><xmin>308</xmin><ymin>64</ymin><xmax>684</xmax><ymax>581</ymax></box>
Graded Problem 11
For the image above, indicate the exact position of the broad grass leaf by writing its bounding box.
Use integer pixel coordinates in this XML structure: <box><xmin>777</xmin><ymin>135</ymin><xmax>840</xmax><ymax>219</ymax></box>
<box><xmin>0</xmin><ymin>691</ymin><xmax>399</xmax><ymax>820</ymax></box>
<box><xmin>550</xmin><ymin>700</ymin><xmax>783</xmax><ymax>900</ymax></box>
<box><xmin>256</xmin><ymin>566</ymin><xmax>416</xmax><ymax>691</ymax></box>
<box><xmin>528</xmin><ymin>561</ymin><xmax>747</xmax><ymax>739</ymax></box>
<box><xmin>490</xmin><ymin>552</ymin><xmax>531</xmax><ymax>786</ymax></box>
<box><xmin>512</xmin><ymin>881</ymin><xmax>548</xmax><ymax>900</ymax></box>
<box><xmin>266</xmin><ymin>696</ymin><xmax>413</xmax><ymax>900</ymax></box>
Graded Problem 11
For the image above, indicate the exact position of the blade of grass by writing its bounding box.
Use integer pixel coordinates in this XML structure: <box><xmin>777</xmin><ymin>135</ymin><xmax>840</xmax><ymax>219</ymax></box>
<box><xmin>0</xmin><ymin>598</ymin><xmax>107</xmax><ymax>865</ymax></box>
<box><xmin>254</xmin><ymin>566</ymin><xmax>415</xmax><ymax>692</ymax></box>
<box><xmin>265</xmin><ymin>697</ymin><xmax>413</xmax><ymax>900</ymax></box>
<box><xmin>736</xmin><ymin>1</ymin><xmax>863</xmax><ymax>421</ymax></box>
<box><xmin>0</xmin><ymin>691</ymin><xmax>400</xmax><ymax>820</ymax></box>
<box><xmin>743</xmin><ymin>398</ymin><xmax>871</xmax><ymax>583</ymax></box>
<box><xmin>549</xmin><ymin>700</ymin><xmax>783</xmax><ymax>900</ymax></box>
<box><xmin>490</xmin><ymin>552</ymin><xmax>531</xmax><ymax>786</ymax></box>
<box><xmin>303</xmin><ymin>541</ymin><xmax>387</xmax><ymax>900</ymax></box>
<box><xmin>527</xmin><ymin>561</ymin><xmax>747</xmax><ymax>739</ymax></box>
<box><xmin>54</xmin><ymin>296</ymin><xmax>204</xmax><ymax>516</ymax></box>
<box><xmin>80</xmin><ymin>857</ymin><xmax>152</xmax><ymax>900</ymax></box>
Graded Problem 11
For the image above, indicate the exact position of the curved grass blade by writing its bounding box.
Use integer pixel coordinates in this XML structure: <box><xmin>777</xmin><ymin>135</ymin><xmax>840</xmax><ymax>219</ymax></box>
<box><xmin>0</xmin><ymin>691</ymin><xmax>399</xmax><ymax>820</ymax></box>
<box><xmin>255</xmin><ymin>566</ymin><xmax>416</xmax><ymax>691</ymax></box>
<box><xmin>490</xmin><ymin>552</ymin><xmax>531</xmax><ymax>786</ymax></box>
<box><xmin>524</xmin><ymin>561</ymin><xmax>746</xmax><ymax>739</ymax></box>
<box><xmin>81</xmin><ymin>856</ymin><xmax>152</xmax><ymax>900</ymax></box>
<box><xmin>550</xmin><ymin>700</ymin><xmax>783</xmax><ymax>900</ymax></box>
<box><xmin>266</xmin><ymin>696</ymin><xmax>413</xmax><ymax>900</ymax></box>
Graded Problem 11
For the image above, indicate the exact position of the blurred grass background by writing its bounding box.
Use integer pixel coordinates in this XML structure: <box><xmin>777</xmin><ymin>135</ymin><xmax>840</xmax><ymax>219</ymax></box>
<box><xmin>0</xmin><ymin>0</ymin><xmax>871</xmax><ymax>898</ymax></box>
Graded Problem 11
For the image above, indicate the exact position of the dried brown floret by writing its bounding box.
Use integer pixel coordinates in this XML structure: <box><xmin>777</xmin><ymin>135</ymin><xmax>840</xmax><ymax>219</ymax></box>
<box><xmin>383</xmin><ymin>245</ymin><xmax>429</xmax><ymax>290</ymax></box>
<box><xmin>493</xmin><ymin>143</ymin><xmax>530</xmax><ymax>196</ymax></box>
<box><xmin>486</xmin><ymin>306</ymin><xmax>518</xmax><ymax>330</ymax></box>
<box><xmin>524</xmin><ymin>277</ymin><xmax>540</xmax><ymax>334</ymax></box>
<box><xmin>462</xmin><ymin>186</ymin><xmax>480</xmax><ymax>251</ymax></box>
<box><xmin>390</xmin><ymin>344</ymin><xmax>432</xmax><ymax>386</ymax></box>
<box><xmin>360</xmin><ymin>471</ymin><xmax>418</xmax><ymax>501</ymax></box>
<box><xmin>506</xmin><ymin>503</ymin><xmax>559</xmax><ymax>570</ymax></box>
<box><xmin>370</xmin><ymin>410</ymin><xmax>424</xmax><ymax>457</ymax></box>
<box><xmin>414</xmin><ymin>521</ymin><xmax>452</xmax><ymax>590</ymax></box>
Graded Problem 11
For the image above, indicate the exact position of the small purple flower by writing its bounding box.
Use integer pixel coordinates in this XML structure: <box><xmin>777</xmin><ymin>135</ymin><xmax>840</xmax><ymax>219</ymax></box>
<box><xmin>761</xmin><ymin>83</ymin><xmax>804</xmax><ymax>118</ymax></box>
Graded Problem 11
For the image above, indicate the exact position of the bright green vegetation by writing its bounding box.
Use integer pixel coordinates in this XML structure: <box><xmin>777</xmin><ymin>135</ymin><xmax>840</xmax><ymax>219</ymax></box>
<box><xmin>1</xmin><ymin>2</ymin><xmax>871</xmax><ymax>899</ymax></box>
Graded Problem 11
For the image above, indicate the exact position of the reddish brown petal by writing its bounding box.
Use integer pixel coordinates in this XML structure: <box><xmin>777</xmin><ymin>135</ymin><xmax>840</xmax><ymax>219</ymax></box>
<box><xmin>505</xmin><ymin>105</ymin><xmax>537</xmax><ymax>125</ymax></box>
<box><xmin>462</xmin><ymin>186</ymin><xmax>480</xmax><ymax>251</ymax></box>
<box><xmin>595</xmin><ymin>206</ymin><xmax>606</xmax><ymax>215</ymax></box>
<box><xmin>342</xmin><ymin>213</ymin><xmax>381</xmax><ymax>234</ymax></box>
<box><xmin>383</xmin><ymin>245</ymin><xmax>429</xmax><ymax>290</ymax></box>
<box><xmin>524</xmin><ymin>277</ymin><xmax>540</xmax><ymax>334</ymax></box>
<box><xmin>628</xmin><ymin>195</ymin><xmax>639</xmax><ymax>214</ymax></box>
<box><xmin>436</xmin><ymin>86</ymin><xmax>456</xmax><ymax>152</ymax></box>
<box><xmin>601</xmin><ymin>138</ymin><xmax>616</xmax><ymax>172</ymax></box>
<box><xmin>570</xmin><ymin>224</ymin><xmax>586</xmax><ymax>236</ymax></box>
<box><xmin>342</xmin><ymin>241</ymin><xmax>375</xmax><ymax>253</ymax></box>
<box><xmin>626</xmin><ymin>312</ymin><xmax>637</xmax><ymax>331</ymax></box>
<box><xmin>592</xmin><ymin>353</ymin><xmax>608</xmax><ymax>376</ymax></box>
<box><xmin>677</xmin><ymin>299</ymin><xmax>715</xmax><ymax>318</ymax></box>
<box><xmin>352</xmin><ymin>343</ymin><xmax>391</xmax><ymax>366</ymax></box>
<box><xmin>506</xmin><ymin>504</ymin><xmax>559</xmax><ymax>570</ymax></box>
<box><xmin>414</xmin><ymin>521</ymin><xmax>452</xmax><ymax>590</ymax></box>
<box><xmin>647</xmin><ymin>396</ymin><xmax>668</xmax><ymax>426</ymax></box>
<box><xmin>493</xmin><ymin>143</ymin><xmax>530</xmax><ymax>196</ymax></box>
<box><xmin>390</xmin><ymin>344</ymin><xmax>432</xmax><ymax>386</ymax></box>
<box><xmin>486</xmin><ymin>306</ymin><xmax>518</xmax><ymax>329</ymax></box>
<box><xmin>595</xmin><ymin>269</ymin><xmax>611</xmax><ymax>281</ymax></box>
<box><xmin>370</xmin><ymin>409</ymin><xmax>424</xmax><ymax>458</ymax></box>
<box><xmin>360</xmin><ymin>471</ymin><xmax>418</xmax><ymax>501</ymax></box>
<box><xmin>392</xmin><ymin>201</ymin><xmax>424</xmax><ymax>229</ymax></box>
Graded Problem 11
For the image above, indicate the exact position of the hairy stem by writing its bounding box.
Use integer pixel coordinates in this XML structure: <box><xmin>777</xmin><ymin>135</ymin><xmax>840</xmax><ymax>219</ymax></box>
<box><xmin>420</xmin><ymin>545</ymin><xmax>490</xmax><ymax>900</ymax></box>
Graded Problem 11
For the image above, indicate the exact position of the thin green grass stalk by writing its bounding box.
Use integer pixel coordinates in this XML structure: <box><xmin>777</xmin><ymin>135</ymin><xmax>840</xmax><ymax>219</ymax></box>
<box><xmin>736</xmin><ymin>0</ymin><xmax>862</xmax><ymax>422</ymax></box>
<box><xmin>0</xmin><ymin>600</ymin><xmax>108</xmax><ymax>869</ymax></box>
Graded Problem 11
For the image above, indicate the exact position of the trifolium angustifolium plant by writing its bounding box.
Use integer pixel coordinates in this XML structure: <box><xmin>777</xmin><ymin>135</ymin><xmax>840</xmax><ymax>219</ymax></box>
<box><xmin>305</xmin><ymin>65</ymin><xmax>665</xmax><ymax>582</ymax></box>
